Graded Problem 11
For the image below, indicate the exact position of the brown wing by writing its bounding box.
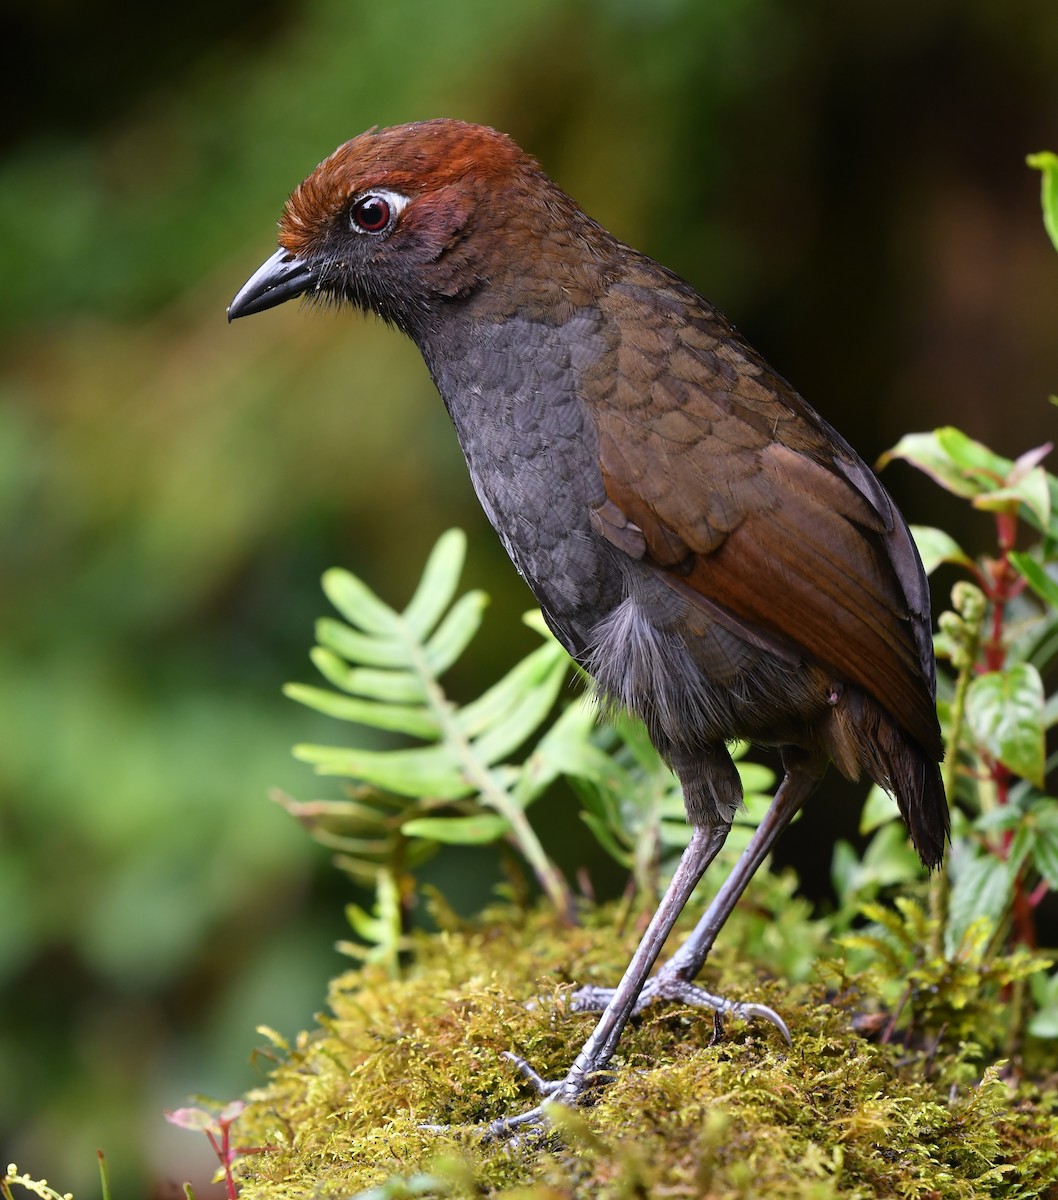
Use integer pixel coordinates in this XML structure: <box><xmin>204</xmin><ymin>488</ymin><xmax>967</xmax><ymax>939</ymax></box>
<box><xmin>587</xmin><ymin>266</ymin><xmax>940</xmax><ymax>755</ymax></box>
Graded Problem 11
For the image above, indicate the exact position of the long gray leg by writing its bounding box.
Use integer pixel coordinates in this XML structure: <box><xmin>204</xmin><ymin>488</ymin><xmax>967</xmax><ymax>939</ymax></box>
<box><xmin>483</xmin><ymin>821</ymin><xmax>729</xmax><ymax>1140</ymax></box>
<box><xmin>571</xmin><ymin>753</ymin><xmax>826</xmax><ymax>1035</ymax></box>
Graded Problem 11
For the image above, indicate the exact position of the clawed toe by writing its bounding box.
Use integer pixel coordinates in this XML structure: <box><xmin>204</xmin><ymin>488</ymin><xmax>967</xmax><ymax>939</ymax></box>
<box><xmin>569</xmin><ymin>976</ymin><xmax>792</xmax><ymax>1044</ymax></box>
<box><xmin>481</xmin><ymin>1101</ymin><xmax>552</xmax><ymax>1144</ymax></box>
<box><xmin>477</xmin><ymin>1053</ymin><xmax>618</xmax><ymax>1143</ymax></box>
<box><xmin>501</xmin><ymin>1050</ymin><xmax>562</xmax><ymax>1095</ymax></box>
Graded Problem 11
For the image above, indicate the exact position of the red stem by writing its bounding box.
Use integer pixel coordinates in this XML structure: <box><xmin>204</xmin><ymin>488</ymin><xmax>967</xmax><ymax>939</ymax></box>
<box><xmin>985</xmin><ymin>510</ymin><xmax>1039</xmax><ymax>947</ymax></box>
<box><xmin>206</xmin><ymin>1121</ymin><xmax>240</xmax><ymax>1200</ymax></box>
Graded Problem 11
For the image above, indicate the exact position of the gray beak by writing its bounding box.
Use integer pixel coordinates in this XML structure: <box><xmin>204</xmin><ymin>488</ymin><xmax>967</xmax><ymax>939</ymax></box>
<box><xmin>227</xmin><ymin>248</ymin><xmax>319</xmax><ymax>321</ymax></box>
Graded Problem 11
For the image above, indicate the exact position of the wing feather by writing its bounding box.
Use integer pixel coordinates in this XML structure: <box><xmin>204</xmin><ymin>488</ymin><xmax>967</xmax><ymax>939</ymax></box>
<box><xmin>588</xmin><ymin>268</ymin><xmax>941</xmax><ymax>756</ymax></box>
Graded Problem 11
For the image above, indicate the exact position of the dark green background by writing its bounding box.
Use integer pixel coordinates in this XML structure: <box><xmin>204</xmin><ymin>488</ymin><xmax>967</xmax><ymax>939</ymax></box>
<box><xmin>2</xmin><ymin>1</ymin><xmax>1056</xmax><ymax>1194</ymax></box>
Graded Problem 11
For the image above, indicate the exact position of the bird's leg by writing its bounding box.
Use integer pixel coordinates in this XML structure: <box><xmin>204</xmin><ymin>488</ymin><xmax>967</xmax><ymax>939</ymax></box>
<box><xmin>655</xmin><ymin>752</ymin><xmax>825</xmax><ymax>987</ymax></box>
<box><xmin>483</xmin><ymin>821</ymin><xmax>729</xmax><ymax>1141</ymax></box>
<box><xmin>571</xmin><ymin>752</ymin><xmax>826</xmax><ymax>1038</ymax></box>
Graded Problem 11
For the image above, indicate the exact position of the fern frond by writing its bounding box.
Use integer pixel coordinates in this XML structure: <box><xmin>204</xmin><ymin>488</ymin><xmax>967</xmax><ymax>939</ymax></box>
<box><xmin>283</xmin><ymin>529</ymin><xmax>575</xmax><ymax>919</ymax></box>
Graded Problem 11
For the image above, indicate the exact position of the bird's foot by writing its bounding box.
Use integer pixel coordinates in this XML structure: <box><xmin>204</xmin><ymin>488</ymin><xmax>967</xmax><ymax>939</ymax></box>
<box><xmin>569</xmin><ymin>971</ymin><xmax>792</xmax><ymax>1045</ymax></box>
<box><xmin>479</xmin><ymin>1053</ymin><xmax>614</xmax><ymax>1144</ymax></box>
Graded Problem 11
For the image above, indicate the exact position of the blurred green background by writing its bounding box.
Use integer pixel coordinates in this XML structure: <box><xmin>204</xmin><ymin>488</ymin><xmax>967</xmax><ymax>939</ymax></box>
<box><xmin>2</xmin><ymin>0</ymin><xmax>1057</xmax><ymax>1195</ymax></box>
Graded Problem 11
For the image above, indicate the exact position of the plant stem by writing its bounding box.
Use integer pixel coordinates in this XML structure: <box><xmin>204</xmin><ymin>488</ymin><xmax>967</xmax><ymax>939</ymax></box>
<box><xmin>932</xmin><ymin>643</ymin><xmax>970</xmax><ymax>957</ymax></box>
<box><xmin>985</xmin><ymin>510</ymin><xmax>1039</xmax><ymax>947</ymax></box>
<box><xmin>403</xmin><ymin>621</ymin><xmax>576</xmax><ymax>923</ymax></box>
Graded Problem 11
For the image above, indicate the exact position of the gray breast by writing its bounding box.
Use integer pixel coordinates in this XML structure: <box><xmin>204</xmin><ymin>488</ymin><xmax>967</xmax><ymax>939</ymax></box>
<box><xmin>426</xmin><ymin>311</ymin><xmax>622</xmax><ymax>649</ymax></box>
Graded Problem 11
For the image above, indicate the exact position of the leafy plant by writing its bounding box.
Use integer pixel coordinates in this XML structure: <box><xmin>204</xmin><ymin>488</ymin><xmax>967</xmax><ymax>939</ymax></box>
<box><xmin>828</xmin><ymin>154</ymin><xmax>1058</xmax><ymax>1039</ymax></box>
<box><xmin>870</xmin><ymin>429</ymin><xmax>1058</xmax><ymax>958</ymax></box>
<box><xmin>164</xmin><ymin>1101</ymin><xmax>272</xmax><ymax>1200</ymax></box>
<box><xmin>834</xmin><ymin>895</ymin><xmax>1051</xmax><ymax>1054</ymax></box>
<box><xmin>278</xmin><ymin>528</ymin><xmax>578</xmax><ymax>924</ymax></box>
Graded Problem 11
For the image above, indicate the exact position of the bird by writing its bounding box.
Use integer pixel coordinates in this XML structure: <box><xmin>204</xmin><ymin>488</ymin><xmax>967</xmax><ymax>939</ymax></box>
<box><xmin>228</xmin><ymin>118</ymin><xmax>948</xmax><ymax>1137</ymax></box>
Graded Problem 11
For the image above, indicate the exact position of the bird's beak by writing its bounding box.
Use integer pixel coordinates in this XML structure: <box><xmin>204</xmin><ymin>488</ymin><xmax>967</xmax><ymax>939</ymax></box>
<box><xmin>227</xmin><ymin>248</ymin><xmax>319</xmax><ymax>321</ymax></box>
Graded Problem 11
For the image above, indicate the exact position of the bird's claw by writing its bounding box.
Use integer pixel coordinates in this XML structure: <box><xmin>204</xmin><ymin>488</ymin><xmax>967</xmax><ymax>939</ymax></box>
<box><xmin>731</xmin><ymin>999</ymin><xmax>792</xmax><ymax>1044</ymax></box>
<box><xmin>500</xmin><ymin>1050</ymin><xmax>562</xmax><ymax>1095</ymax></box>
<box><xmin>478</xmin><ymin>1053</ymin><xmax>622</xmax><ymax>1143</ymax></box>
<box><xmin>481</xmin><ymin>1101</ymin><xmax>552</xmax><ymax>1145</ymax></box>
<box><xmin>570</xmin><ymin>976</ymin><xmax>792</xmax><ymax>1045</ymax></box>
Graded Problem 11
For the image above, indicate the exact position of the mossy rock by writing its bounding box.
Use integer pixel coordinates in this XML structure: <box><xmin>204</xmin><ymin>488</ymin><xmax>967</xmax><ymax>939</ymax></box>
<box><xmin>233</xmin><ymin>901</ymin><xmax>1058</xmax><ymax>1199</ymax></box>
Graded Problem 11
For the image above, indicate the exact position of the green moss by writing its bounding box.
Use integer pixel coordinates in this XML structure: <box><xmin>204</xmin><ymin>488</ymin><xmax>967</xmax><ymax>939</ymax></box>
<box><xmin>233</xmin><ymin>900</ymin><xmax>1058</xmax><ymax>1200</ymax></box>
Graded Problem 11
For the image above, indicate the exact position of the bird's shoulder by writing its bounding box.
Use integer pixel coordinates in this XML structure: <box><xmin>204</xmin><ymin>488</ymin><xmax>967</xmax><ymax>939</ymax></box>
<box><xmin>584</xmin><ymin>254</ymin><xmax>876</xmax><ymax>553</ymax></box>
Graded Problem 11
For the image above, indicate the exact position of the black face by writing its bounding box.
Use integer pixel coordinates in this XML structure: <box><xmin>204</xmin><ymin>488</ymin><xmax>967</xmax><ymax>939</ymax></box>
<box><xmin>228</xmin><ymin>186</ymin><xmax>416</xmax><ymax>323</ymax></box>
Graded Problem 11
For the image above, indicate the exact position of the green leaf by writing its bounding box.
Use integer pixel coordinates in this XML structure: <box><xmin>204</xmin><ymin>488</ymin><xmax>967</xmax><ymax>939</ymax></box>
<box><xmin>293</xmin><ymin>742</ymin><xmax>471</xmax><ymax>799</ymax></box>
<box><xmin>910</xmin><ymin>525</ymin><xmax>972</xmax><ymax>575</ymax></box>
<box><xmin>522</xmin><ymin>609</ymin><xmax>553</xmax><ymax>638</ymax></box>
<box><xmin>1027</xmin><ymin>1004</ymin><xmax>1058</xmax><ymax>1039</ymax></box>
<box><xmin>946</xmin><ymin>852</ymin><xmax>1015</xmax><ymax>955</ymax></box>
<box><xmin>1029</xmin><ymin>968</ymin><xmax>1058</xmax><ymax>1037</ymax></box>
<box><xmin>402</xmin><ymin>813</ymin><xmax>511</xmax><ymax>844</ymax></box>
<box><xmin>1032</xmin><ymin>824</ymin><xmax>1058</xmax><ymax>891</ymax></box>
<box><xmin>974</xmin><ymin>465</ymin><xmax>1051</xmax><ymax>526</ymax></box>
<box><xmin>860</xmin><ymin>783</ymin><xmax>900</xmax><ymax>834</ymax></box>
<box><xmin>401</xmin><ymin>528</ymin><xmax>466</xmax><ymax>638</ymax></box>
<box><xmin>832</xmin><ymin>822</ymin><xmax>922</xmax><ymax>902</ymax></box>
<box><xmin>315</xmin><ymin>617</ymin><xmax>406</xmax><ymax>668</ymax></box>
<box><xmin>880</xmin><ymin>428</ymin><xmax>1011</xmax><ymax>498</ymax></box>
<box><xmin>1027</xmin><ymin>151</ymin><xmax>1058</xmax><ymax>253</ymax></box>
<box><xmin>579</xmin><ymin>811</ymin><xmax>633</xmax><ymax>867</ymax></box>
<box><xmin>471</xmin><ymin>650</ymin><xmax>570</xmax><ymax>766</ymax></box>
<box><xmin>973</xmin><ymin>804</ymin><xmax>1029</xmax><ymax>834</ymax></box>
<box><xmin>422</xmin><ymin>590</ymin><xmax>489</xmax><ymax>675</ymax></box>
<box><xmin>965</xmin><ymin>664</ymin><xmax>1046</xmax><ymax>786</ymax></box>
<box><xmin>614</xmin><ymin>710</ymin><xmax>669</xmax><ymax>772</ymax></box>
<box><xmin>1009</xmin><ymin>551</ymin><xmax>1058</xmax><ymax>610</ymax></box>
<box><xmin>456</xmin><ymin>641</ymin><xmax>568</xmax><ymax>738</ymax></box>
<box><xmin>1007</xmin><ymin>823</ymin><xmax>1035</xmax><ymax>876</ymax></box>
<box><xmin>738</xmin><ymin>791</ymin><xmax>775</xmax><ymax>825</ymax></box>
<box><xmin>879</xmin><ymin>431</ymin><xmax>969</xmax><ymax>494</ymax></box>
<box><xmin>323</xmin><ymin>567</ymin><xmax>402</xmax><ymax>635</ymax></box>
<box><xmin>273</xmin><ymin>790</ymin><xmax>402</xmax><ymax>832</ymax></box>
<box><xmin>342</xmin><ymin>872</ymin><xmax>405</xmax><ymax>975</ymax></box>
<box><xmin>735</xmin><ymin>761</ymin><xmax>776</xmax><ymax>796</ymax></box>
<box><xmin>283</xmin><ymin>683</ymin><xmax>441</xmax><ymax>738</ymax></box>
<box><xmin>660</xmin><ymin>818</ymin><xmax>695</xmax><ymax>848</ymax></box>
<box><xmin>529</xmin><ymin>700</ymin><xmax>615</xmax><ymax>788</ymax></box>
<box><xmin>304</xmin><ymin>828</ymin><xmax>393</xmax><ymax>857</ymax></box>
<box><xmin>937</xmin><ymin>426</ymin><xmax>1014</xmax><ymax>481</ymax></box>
<box><xmin>309</xmin><ymin>647</ymin><xmax>427</xmax><ymax>703</ymax></box>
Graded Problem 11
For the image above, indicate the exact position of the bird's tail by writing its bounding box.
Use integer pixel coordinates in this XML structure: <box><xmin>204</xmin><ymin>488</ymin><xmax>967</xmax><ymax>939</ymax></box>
<box><xmin>879</xmin><ymin>729</ymin><xmax>948</xmax><ymax>872</ymax></box>
<box><xmin>827</xmin><ymin>690</ymin><xmax>949</xmax><ymax>870</ymax></box>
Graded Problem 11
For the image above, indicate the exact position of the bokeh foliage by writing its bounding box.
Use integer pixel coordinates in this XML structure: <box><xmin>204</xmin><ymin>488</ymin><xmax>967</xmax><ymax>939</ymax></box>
<box><xmin>2</xmin><ymin>0</ymin><xmax>1057</xmax><ymax>1196</ymax></box>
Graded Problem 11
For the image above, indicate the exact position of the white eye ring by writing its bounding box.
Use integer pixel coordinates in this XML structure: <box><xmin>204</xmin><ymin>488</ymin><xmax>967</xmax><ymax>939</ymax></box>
<box><xmin>349</xmin><ymin>189</ymin><xmax>409</xmax><ymax>234</ymax></box>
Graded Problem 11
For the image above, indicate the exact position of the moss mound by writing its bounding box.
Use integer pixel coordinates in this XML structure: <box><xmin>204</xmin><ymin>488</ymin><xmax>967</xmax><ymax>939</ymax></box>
<box><xmin>233</xmin><ymin>902</ymin><xmax>1058</xmax><ymax>1199</ymax></box>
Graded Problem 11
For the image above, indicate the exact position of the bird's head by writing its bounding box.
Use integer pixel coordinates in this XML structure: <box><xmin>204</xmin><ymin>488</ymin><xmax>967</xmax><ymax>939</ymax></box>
<box><xmin>227</xmin><ymin>119</ymin><xmax>605</xmax><ymax>335</ymax></box>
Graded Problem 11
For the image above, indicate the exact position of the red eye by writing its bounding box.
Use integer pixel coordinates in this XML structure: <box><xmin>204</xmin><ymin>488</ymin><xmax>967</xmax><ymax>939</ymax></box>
<box><xmin>351</xmin><ymin>194</ymin><xmax>392</xmax><ymax>233</ymax></box>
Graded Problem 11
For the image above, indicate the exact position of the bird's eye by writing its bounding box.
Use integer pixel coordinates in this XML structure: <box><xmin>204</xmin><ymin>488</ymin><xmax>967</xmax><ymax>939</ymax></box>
<box><xmin>350</xmin><ymin>192</ymin><xmax>402</xmax><ymax>234</ymax></box>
